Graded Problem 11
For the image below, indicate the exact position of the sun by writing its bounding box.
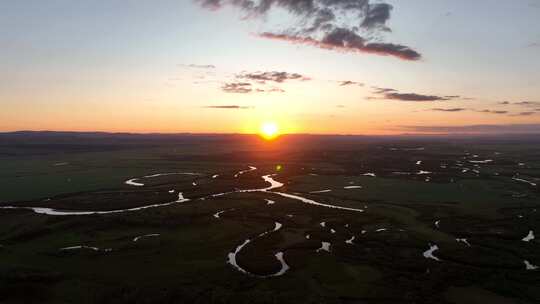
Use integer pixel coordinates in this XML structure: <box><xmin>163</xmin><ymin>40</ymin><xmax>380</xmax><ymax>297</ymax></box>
<box><xmin>260</xmin><ymin>122</ymin><xmax>280</xmax><ymax>140</ymax></box>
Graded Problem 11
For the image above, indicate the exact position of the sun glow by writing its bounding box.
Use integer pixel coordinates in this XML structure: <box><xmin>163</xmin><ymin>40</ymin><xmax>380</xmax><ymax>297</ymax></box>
<box><xmin>260</xmin><ymin>122</ymin><xmax>279</xmax><ymax>140</ymax></box>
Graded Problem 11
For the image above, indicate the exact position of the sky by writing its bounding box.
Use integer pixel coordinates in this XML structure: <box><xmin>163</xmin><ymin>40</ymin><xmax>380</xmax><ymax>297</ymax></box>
<box><xmin>1</xmin><ymin>0</ymin><xmax>540</xmax><ymax>135</ymax></box>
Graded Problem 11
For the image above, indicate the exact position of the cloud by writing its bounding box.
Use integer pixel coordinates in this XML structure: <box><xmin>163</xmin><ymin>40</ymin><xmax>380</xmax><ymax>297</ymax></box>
<box><xmin>338</xmin><ymin>80</ymin><xmax>364</xmax><ymax>87</ymax></box>
<box><xmin>180</xmin><ymin>64</ymin><xmax>216</xmax><ymax>69</ymax></box>
<box><xmin>373</xmin><ymin>92</ymin><xmax>453</xmax><ymax>102</ymax></box>
<box><xmin>259</xmin><ymin>31</ymin><xmax>421</xmax><ymax>61</ymax></box>
<box><xmin>498</xmin><ymin>101</ymin><xmax>540</xmax><ymax>107</ymax></box>
<box><xmin>221</xmin><ymin>82</ymin><xmax>252</xmax><ymax>93</ymax></box>
<box><xmin>430</xmin><ymin>108</ymin><xmax>510</xmax><ymax>114</ymax></box>
<box><xmin>372</xmin><ymin>87</ymin><xmax>397</xmax><ymax>94</ymax></box>
<box><xmin>383</xmin><ymin>92</ymin><xmax>449</xmax><ymax>101</ymax></box>
<box><xmin>219</xmin><ymin>70</ymin><xmax>306</xmax><ymax>93</ymax></box>
<box><xmin>510</xmin><ymin>111</ymin><xmax>536</xmax><ymax>116</ymax></box>
<box><xmin>428</xmin><ymin>108</ymin><xmax>540</xmax><ymax>116</ymax></box>
<box><xmin>400</xmin><ymin>124</ymin><xmax>540</xmax><ymax>134</ymax></box>
<box><xmin>476</xmin><ymin>109</ymin><xmax>509</xmax><ymax>114</ymax></box>
<box><xmin>514</xmin><ymin>101</ymin><xmax>540</xmax><ymax>107</ymax></box>
<box><xmin>367</xmin><ymin>86</ymin><xmax>460</xmax><ymax>102</ymax></box>
<box><xmin>255</xmin><ymin>87</ymin><xmax>286</xmax><ymax>93</ymax></box>
<box><xmin>196</xmin><ymin>0</ymin><xmax>421</xmax><ymax>61</ymax></box>
<box><xmin>431</xmin><ymin>108</ymin><xmax>466</xmax><ymax>112</ymax></box>
<box><xmin>203</xmin><ymin>105</ymin><xmax>253</xmax><ymax>109</ymax></box>
<box><xmin>361</xmin><ymin>3</ymin><xmax>393</xmax><ymax>31</ymax></box>
<box><xmin>237</xmin><ymin>71</ymin><xmax>309</xmax><ymax>83</ymax></box>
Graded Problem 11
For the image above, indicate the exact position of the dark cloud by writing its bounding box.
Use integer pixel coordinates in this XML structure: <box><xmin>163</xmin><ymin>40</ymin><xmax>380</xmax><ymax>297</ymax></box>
<box><xmin>338</xmin><ymin>80</ymin><xmax>363</xmax><ymax>86</ymax></box>
<box><xmin>203</xmin><ymin>105</ymin><xmax>253</xmax><ymax>109</ymax></box>
<box><xmin>304</xmin><ymin>8</ymin><xmax>335</xmax><ymax>34</ymax></box>
<box><xmin>368</xmin><ymin>87</ymin><xmax>458</xmax><ymax>102</ymax></box>
<box><xmin>400</xmin><ymin>124</ymin><xmax>540</xmax><ymax>134</ymax></box>
<box><xmin>361</xmin><ymin>41</ymin><xmax>421</xmax><ymax>61</ymax></box>
<box><xmin>196</xmin><ymin>0</ymin><xmax>421</xmax><ymax>61</ymax></box>
<box><xmin>259</xmin><ymin>31</ymin><xmax>421</xmax><ymax>60</ymax></box>
<box><xmin>221</xmin><ymin>82</ymin><xmax>252</xmax><ymax>93</ymax></box>
<box><xmin>361</xmin><ymin>3</ymin><xmax>393</xmax><ymax>31</ymax></box>
<box><xmin>498</xmin><ymin>101</ymin><xmax>511</xmax><ymax>105</ymax></box>
<box><xmin>384</xmin><ymin>93</ymin><xmax>449</xmax><ymax>101</ymax></box>
<box><xmin>431</xmin><ymin>108</ymin><xmax>466</xmax><ymax>112</ymax></box>
<box><xmin>237</xmin><ymin>71</ymin><xmax>309</xmax><ymax>83</ymax></box>
<box><xmin>375</xmin><ymin>92</ymin><xmax>452</xmax><ymax>102</ymax></box>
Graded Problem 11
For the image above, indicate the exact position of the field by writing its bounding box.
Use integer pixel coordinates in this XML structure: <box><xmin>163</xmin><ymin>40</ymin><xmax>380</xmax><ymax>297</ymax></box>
<box><xmin>0</xmin><ymin>132</ymin><xmax>539</xmax><ymax>303</ymax></box>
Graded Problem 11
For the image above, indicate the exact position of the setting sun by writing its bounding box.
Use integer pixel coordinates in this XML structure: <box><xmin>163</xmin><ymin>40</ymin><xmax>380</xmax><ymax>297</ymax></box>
<box><xmin>260</xmin><ymin>122</ymin><xmax>279</xmax><ymax>140</ymax></box>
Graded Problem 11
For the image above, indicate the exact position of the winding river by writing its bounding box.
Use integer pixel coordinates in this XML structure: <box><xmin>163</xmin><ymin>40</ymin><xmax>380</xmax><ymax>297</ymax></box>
<box><xmin>0</xmin><ymin>193</ymin><xmax>190</xmax><ymax>215</ymax></box>
<box><xmin>227</xmin><ymin>221</ymin><xmax>289</xmax><ymax>278</ymax></box>
<box><xmin>0</xmin><ymin>167</ymin><xmax>365</xmax><ymax>215</ymax></box>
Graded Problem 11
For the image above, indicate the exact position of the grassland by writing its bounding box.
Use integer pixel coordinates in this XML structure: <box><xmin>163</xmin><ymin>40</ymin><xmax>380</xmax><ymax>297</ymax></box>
<box><xmin>0</xmin><ymin>132</ymin><xmax>539</xmax><ymax>303</ymax></box>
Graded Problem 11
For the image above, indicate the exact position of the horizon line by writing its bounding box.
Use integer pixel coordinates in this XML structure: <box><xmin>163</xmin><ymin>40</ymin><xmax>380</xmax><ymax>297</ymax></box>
<box><xmin>2</xmin><ymin>130</ymin><xmax>540</xmax><ymax>137</ymax></box>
